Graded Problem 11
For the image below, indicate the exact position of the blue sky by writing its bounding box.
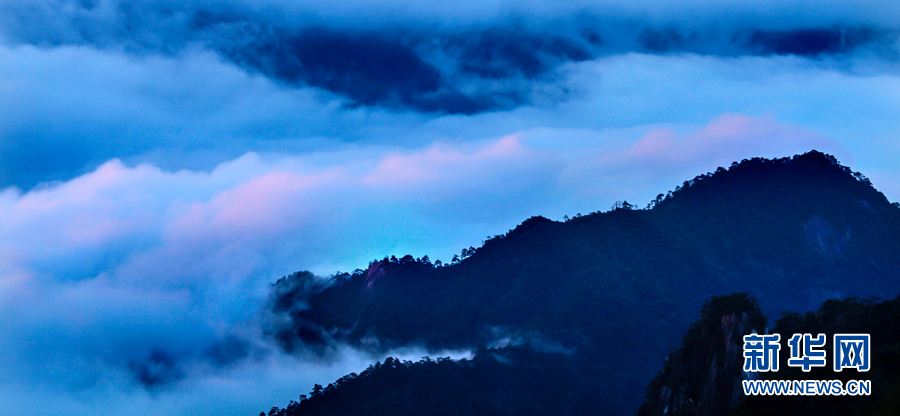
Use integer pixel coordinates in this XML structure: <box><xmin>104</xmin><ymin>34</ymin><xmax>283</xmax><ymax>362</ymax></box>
<box><xmin>0</xmin><ymin>0</ymin><xmax>898</xmax><ymax>414</ymax></box>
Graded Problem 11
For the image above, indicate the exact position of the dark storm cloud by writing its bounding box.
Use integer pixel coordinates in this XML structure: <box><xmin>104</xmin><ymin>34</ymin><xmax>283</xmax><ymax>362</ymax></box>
<box><xmin>741</xmin><ymin>27</ymin><xmax>882</xmax><ymax>57</ymax></box>
<box><xmin>204</xmin><ymin>20</ymin><xmax>895</xmax><ymax>113</ymax></box>
<box><xmin>2</xmin><ymin>0</ymin><xmax>896</xmax><ymax>117</ymax></box>
<box><xmin>0</xmin><ymin>0</ymin><xmax>598</xmax><ymax>113</ymax></box>
<box><xmin>441</xmin><ymin>27</ymin><xmax>593</xmax><ymax>79</ymax></box>
<box><xmin>191</xmin><ymin>12</ymin><xmax>600</xmax><ymax>113</ymax></box>
<box><xmin>213</xmin><ymin>25</ymin><xmax>496</xmax><ymax>114</ymax></box>
<box><xmin>635</xmin><ymin>25</ymin><xmax>897</xmax><ymax>56</ymax></box>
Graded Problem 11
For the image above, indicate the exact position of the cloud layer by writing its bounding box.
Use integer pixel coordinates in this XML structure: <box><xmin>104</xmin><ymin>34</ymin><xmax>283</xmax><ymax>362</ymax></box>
<box><xmin>2</xmin><ymin>0</ymin><xmax>898</xmax><ymax>118</ymax></box>
<box><xmin>0</xmin><ymin>40</ymin><xmax>896</xmax><ymax>189</ymax></box>
<box><xmin>0</xmin><ymin>113</ymin><xmax>854</xmax><ymax>414</ymax></box>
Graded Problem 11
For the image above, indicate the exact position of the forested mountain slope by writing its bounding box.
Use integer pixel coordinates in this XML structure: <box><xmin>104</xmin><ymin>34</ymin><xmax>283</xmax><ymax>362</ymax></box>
<box><xmin>264</xmin><ymin>151</ymin><xmax>900</xmax><ymax>415</ymax></box>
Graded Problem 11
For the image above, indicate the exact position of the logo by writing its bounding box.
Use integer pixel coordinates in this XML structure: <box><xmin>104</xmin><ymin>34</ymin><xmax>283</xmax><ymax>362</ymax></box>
<box><xmin>834</xmin><ymin>334</ymin><xmax>870</xmax><ymax>372</ymax></box>
<box><xmin>742</xmin><ymin>333</ymin><xmax>781</xmax><ymax>372</ymax></box>
<box><xmin>741</xmin><ymin>332</ymin><xmax>872</xmax><ymax>396</ymax></box>
<box><xmin>787</xmin><ymin>333</ymin><xmax>827</xmax><ymax>372</ymax></box>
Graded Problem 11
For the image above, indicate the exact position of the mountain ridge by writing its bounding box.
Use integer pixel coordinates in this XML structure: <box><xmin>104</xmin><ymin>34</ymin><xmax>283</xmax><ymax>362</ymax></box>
<box><xmin>264</xmin><ymin>150</ymin><xmax>900</xmax><ymax>415</ymax></box>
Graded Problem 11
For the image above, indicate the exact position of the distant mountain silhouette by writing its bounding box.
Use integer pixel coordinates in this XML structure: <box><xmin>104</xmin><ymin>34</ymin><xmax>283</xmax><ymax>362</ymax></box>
<box><xmin>264</xmin><ymin>151</ymin><xmax>900</xmax><ymax>415</ymax></box>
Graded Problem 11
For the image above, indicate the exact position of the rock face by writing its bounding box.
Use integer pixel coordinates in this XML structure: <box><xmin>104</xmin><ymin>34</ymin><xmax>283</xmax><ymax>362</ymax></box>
<box><xmin>637</xmin><ymin>293</ymin><xmax>766</xmax><ymax>416</ymax></box>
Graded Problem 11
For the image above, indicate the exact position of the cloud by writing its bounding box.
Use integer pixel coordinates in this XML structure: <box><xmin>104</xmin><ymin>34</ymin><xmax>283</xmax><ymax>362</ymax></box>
<box><xmin>0</xmin><ymin>342</ymin><xmax>468</xmax><ymax>416</ymax></box>
<box><xmin>520</xmin><ymin>113</ymin><xmax>851</xmax><ymax>213</ymax></box>
<box><xmin>0</xmin><ymin>42</ymin><xmax>327</xmax><ymax>187</ymax></box>
<box><xmin>622</xmin><ymin>113</ymin><xmax>844</xmax><ymax>173</ymax></box>
<box><xmin>0</xmin><ymin>40</ymin><xmax>896</xmax><ymax>192</ymax></box>
<box><xmin>0</xmin><ymin>0</ymin><xmax>897</xmax><ymax>119</ymax></box>
<box><xmin>0</xmin><ymin>111</ymin><xmax>874</xmax><ymax>414</ymax></box>
<box><xmin>0</xmin><ymin>1</ymin><xmax>897</xmax><ymax>190</ymax></box>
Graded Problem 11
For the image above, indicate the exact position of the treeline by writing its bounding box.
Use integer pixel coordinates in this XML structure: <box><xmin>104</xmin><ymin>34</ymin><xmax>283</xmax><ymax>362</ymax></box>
<box><xmin>261</xmin><ymin>346</ymin><xmax>611</xmax><ymax>416</ymax></box>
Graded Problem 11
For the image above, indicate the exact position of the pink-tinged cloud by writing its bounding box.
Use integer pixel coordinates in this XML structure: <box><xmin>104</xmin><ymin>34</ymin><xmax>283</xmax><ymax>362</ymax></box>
<box><xmin>622</xmin><ymin>113</ymin><xmax>850</xmax><ymax>175</ymax></box>
<box><xmin>523</xmin><ymin>113</ymin><xmax>853</xmax><ymax>216</ymax></box>
<box><xmin>0</xmin><ymin>160</ymin><xmax>165</xmax><ymax>270</ymax></box>
<box><xmin>363</xmin><ymin>135</ymin><xmax>533</xmax><ymax>187</ymax></box>
<box><xmin>630</xmin><ymin>129</ymin><xmax>679</xmax><ymax>156</ymax></box>
<box><xmin>168</xmin><ymin>169</ymin><xmax>345</xmax><ymax>243</ymax></box>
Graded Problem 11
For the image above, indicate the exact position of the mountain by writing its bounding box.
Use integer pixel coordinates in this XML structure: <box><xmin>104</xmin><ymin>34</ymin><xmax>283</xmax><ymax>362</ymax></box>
<box><xmin>263</xmin><ymin>151</ymin><xmax>900</xmax><ymax>415</ymax></box>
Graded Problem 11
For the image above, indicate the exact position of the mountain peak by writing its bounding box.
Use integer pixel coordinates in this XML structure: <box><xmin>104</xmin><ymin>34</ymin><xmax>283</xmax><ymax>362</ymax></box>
<box><xmin>655</xmin><ymin>150</ymin><xmax>887</xmax><ymax>214</ymax></box>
